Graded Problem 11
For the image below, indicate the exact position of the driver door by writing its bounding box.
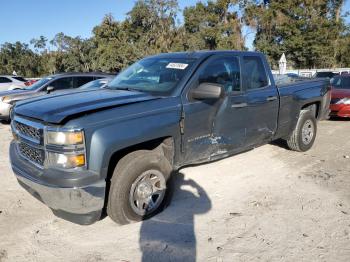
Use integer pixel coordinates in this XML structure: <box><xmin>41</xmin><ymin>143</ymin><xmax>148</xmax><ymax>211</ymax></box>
<box><xmin>181</xmin><ymin>55</ymin><xmax>248</xmax><ymax>164</ymax></box>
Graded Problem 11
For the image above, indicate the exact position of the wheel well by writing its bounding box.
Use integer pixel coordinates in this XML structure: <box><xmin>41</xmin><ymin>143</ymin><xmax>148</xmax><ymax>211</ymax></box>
<box><xmin>103</xmin><ymin>137</ymin><xmax>175</xmax><ymax>208</ymax></box>
<box><xmin>302</xmin><ymin>102</ymin><xmax>320</xmax><ymax>119</ymax></box>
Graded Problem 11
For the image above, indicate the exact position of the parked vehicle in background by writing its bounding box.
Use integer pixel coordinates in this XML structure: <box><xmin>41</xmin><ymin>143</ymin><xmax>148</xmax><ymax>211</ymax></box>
<box><xmin>273</xmin><ymin>74</ymin><xmax>306</xmax><ymax>86</ymax></box>
<box><xmin>0</xmin><ymin>72</ymin><xmax>113</xmax><ymax>122</ymax></box>
<box><xmin>329</xmin><ymin>74</ymin><xmax>350</xmax><ymax>118</ymax></box>
<box><xmin>0</xmin><ymin>75</ymin><xmax>27</xmax><ymax>91</ymax></box>
<box><xmin>314</xmin><ymin>71</ymin><xmax>339</xmax><ymax>78</ymax></box>
<box><xmin>286</xmin><ymin>73</ymin><xmax>300</xmax><ymax>78</ymax></box>
<box><xmin>24</xmin><ymin>79</ymin><xmax>39</xmax><ymax>87</ymax></box>
<box><xmin>78</xmin><ymin>77</ymin><xmax>114</xmax><ymax>90</ymax></box>
<box><xmin>9</xmin><ymin>51</ymin><xmax>330</xmax><ymax>225</ymax></box>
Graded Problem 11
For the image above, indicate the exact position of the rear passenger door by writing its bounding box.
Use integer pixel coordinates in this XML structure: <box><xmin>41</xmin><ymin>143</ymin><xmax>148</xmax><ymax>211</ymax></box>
<box><xmin>242</xmin><ymin>55</ymin><xmax>279</xmax><ymax>146</ymax></box>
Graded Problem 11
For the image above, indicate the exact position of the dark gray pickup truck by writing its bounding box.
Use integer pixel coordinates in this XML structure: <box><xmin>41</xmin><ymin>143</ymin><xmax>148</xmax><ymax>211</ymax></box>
<box><xmin>10</xmin><ymin>51</ymin><xmax>331</xmax><ymax>225</ymax></box>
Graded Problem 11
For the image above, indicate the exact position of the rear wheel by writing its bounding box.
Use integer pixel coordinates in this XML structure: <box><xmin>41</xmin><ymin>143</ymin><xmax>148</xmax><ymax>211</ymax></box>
<box><xmin>286</xmin><ymin>109</ymin><xmax>317</xmax><ymax>152</ymax></box>
<box><xmin>107</xmin><ymin>150</ymin><xmax>172</xmax><ymax>225</ymax></box>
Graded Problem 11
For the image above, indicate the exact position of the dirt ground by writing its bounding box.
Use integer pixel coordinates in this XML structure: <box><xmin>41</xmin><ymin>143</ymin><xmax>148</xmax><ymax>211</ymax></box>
<box><xmin>0</xmin><ymin>119</ymin><xmax>350</xmax><ymax>262</ymax></box>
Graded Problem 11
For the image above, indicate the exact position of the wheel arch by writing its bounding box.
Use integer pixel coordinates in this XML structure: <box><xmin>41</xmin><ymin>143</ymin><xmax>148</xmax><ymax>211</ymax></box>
<box><xmin>103</xmin><ymin>137</ymin><xmax>175</xmax><ymax>207</ymax></box>
<box><xmin>301</xmin><ymin>101</ymin><xmax>321</xmax><ymax>119</ymax></box>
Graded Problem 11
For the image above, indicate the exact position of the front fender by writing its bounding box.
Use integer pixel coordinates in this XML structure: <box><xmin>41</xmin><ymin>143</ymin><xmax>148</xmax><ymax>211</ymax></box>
<box><xmin>87</xmin><ymin>106</ymin><xmax>182</xmax><ymax>178</ymax></box>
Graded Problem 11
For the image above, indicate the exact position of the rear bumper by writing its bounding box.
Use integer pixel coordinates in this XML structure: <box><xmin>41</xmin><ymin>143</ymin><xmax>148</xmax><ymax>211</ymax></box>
<box><xmin>10</xmin><ymin>142</ymin><xmax>106</xmax><ymax>225</ymax></box>
<box><xmin>0</xmin><ymin>101</ymin><xmax>11</xmax><ymax>120</ymax></box>
<box><xmin>330</xmin><ymin>104</ymin><xmax>350</xmax><ymax>118</ymax></box>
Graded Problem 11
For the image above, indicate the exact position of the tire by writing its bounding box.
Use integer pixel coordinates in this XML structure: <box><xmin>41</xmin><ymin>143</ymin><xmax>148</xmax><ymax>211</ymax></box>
<box><xmin>107</xmin><ymin>150</ymin><xmax>172</xmax><ymax>225</ymax></box>
<box><xmin>286</xmin><ymin>109</ymin><xmax>317</xmax><ymax>152</ymax></box>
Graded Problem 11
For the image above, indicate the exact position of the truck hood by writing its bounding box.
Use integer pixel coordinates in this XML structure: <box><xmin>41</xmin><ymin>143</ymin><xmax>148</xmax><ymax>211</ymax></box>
<box><xmin>15</xmin><ymin>89</ymin><xmax>160</xmax><ymax>124</ymax></box>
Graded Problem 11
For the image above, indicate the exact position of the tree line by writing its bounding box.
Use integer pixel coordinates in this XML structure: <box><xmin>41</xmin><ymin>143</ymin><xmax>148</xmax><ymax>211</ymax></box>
<box><xmin>0</xmin><ymin>0</ymin><xmax>349</xmax><ymax>77</ymax></box>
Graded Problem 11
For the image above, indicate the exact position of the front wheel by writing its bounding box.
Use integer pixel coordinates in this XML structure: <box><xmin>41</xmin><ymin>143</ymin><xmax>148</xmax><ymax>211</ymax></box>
<box><xmin>286</xmin><ymin>109</ymin><xmax>317</xmax><ymax>152</ymax></box>
<box><xmin>107</xmin><ymin>150</ymin><xmax>172</xmax><ymax>225</ymax></box>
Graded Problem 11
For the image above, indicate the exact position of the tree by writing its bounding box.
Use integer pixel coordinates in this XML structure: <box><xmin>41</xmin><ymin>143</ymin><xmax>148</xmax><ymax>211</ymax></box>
<box><xmin>0</xmin><ymin>42</ymin><xmax>40</xmax><ymax>76</ymax></box>
<box><xmin>92</xmin><ymin>14</ymin><xmax>140</xmax><ymax>72</ymax></box>
<box><xmin>244</xmin><ymin>0</ymin><xmax>347</xmax><ymax>69</ymax></box>
<box><xmin>183</xmin><ymin>0</ymin><xmax>245</xmax><ymax>50</ymax></box>
<box><xmin>125</xmin><ymin>0</ymin><xmax>180</xmax><ymax>54</ymax></box>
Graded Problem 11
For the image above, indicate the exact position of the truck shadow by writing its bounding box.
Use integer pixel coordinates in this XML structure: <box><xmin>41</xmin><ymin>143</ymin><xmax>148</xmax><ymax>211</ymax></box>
<box><xmin>139</xmin><ymin>171</ymin><xmax>212</xmax><ymax>262</ymax></box>
<box><xmin>269</xmin><ymin>139</ymin><xmax>290</xmax><ymax>150</ymax></box>
<box><xmin>328</xmin><ymin>117</ymin><xmax>350</xmax><ymax>121</ymax></box>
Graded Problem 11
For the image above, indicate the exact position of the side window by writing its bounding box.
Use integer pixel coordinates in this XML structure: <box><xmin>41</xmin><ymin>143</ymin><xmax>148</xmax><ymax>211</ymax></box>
<box><xmin>50</xmin><ymin>77</ymin><xmax>74</xmax><ymax>90</ymax></box>
<box><xmin>242</xmin><ymin>56</ymin><xmax>269</xmax><ymax>90</ymax></box>
<box><xmin>0</xmin><ymin>77</ymin><xmax>12</xmax><ymax>83</ymax></box>
<box><xmin>74</xmin><ymin>77</ymin><xmax>94</xmax><ymax>88</ymax></box>
<box><xmin>198</xmin><ymin>56</ymin><xmax>241</xmax><ymax>92</ymax></box>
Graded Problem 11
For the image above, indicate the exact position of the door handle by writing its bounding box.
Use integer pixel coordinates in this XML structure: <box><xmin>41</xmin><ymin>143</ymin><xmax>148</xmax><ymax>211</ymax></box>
<box><xmin>266</xmin><ymin>96</ymin><xmax>278</xmax><ymax>102</ymax></box>
<box><xmin>231</xmin><ymin>102</ymin><xmax>248</xmax><ymax>108</ymax></box>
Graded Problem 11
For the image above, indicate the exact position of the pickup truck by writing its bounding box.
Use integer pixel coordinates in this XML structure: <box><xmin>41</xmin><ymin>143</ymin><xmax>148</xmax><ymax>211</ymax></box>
<box><xmin>10</xmin><ymin>51</ymin><xmax>331</xmax><ymax>225</ymax></box>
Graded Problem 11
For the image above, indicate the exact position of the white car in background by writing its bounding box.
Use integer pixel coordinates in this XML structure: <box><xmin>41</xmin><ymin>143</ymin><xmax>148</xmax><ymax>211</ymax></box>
<box><xmin>0</xmin><ymin>75</ymin><xmax>27</xmax><ymax>91</ymax></box>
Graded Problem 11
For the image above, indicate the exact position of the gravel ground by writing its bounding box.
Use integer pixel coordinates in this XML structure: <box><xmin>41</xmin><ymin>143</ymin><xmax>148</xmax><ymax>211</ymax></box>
<box><xmin>0</xmin><ymin>119</ymin><xmax>350</xmax><ymax>262</ymax></box>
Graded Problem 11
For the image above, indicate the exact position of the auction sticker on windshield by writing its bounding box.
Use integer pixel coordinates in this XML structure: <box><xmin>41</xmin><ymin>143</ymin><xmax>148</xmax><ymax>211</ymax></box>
<box><xmin>166</xmin><ymin>63</ymin><xmax>189</xmax><ymax>70</ymax></box>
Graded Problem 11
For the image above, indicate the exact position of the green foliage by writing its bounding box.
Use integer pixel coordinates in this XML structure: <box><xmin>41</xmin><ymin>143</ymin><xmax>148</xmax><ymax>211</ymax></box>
<box><xmin>0</xmin><ymin>42</ymin><xmax>41</xmax><ymax>76</ymax></box>
<box><xmin>183</xmin><ymin>0</ymin><xmax>245</xmax><ymax>50</ymax></box>
<box><xmin>0</xmin><ymin>0</ymin><xmax>349</xmax><ymax>76</ymax></box>
<box><xmin>245</xmin><ymin>0</ymin><xmax>348</xmax><ymax>69</ymax></box>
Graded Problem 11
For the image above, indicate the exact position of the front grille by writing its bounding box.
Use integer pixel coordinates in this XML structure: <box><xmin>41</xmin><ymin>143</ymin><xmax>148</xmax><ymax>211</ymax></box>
<box><xmin>331</xmin><ymin>98</ymin><xmax>341</xmax><ymax>104</ymax></box>
<box><xmin>18</xmin><ymin>142</ymin><xmax>45</xmax><ymax>166</ymax></box>
<box><xmin>14</xmin><ymin>121</ymin><xmax>42</xmax><ymax>142</ymax></box>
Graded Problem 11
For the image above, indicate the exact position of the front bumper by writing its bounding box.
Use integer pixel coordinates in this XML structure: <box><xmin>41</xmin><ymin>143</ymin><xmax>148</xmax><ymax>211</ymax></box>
<box><xmin>10</xmin><ymin>142</ymin><xmax>106</xmax><ymax>225</ymax></box>
<box><xmin>330</xmin><ymin>104</ymin><xmax>350</xmax><ymax>118</ymax></box>
<box><xmin>0</xmin><ymin>101</ymin><xmax>11</xmax><ymax>120</ymax></box>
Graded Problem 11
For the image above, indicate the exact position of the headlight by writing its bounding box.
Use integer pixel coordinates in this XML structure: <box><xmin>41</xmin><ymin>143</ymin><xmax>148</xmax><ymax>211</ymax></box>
<box><xmin>46</xmin><ymin>130</ymin><xmax>84</xmax><ymax>146</ymax></box>
<box><xmin>336</xmin><ymin>98</ymin><xmax>350</xmax><ymax>105</ymax></box>
<box><xmin>1</xmin><ymin>96</ymin><xmax>11</xmax><ymax>103</ymax></box>
<box><xmin>47</xmin><ymin>152</ymin><xmax>85</xmax><ymax>169</ymax></box>
<box><xmin>45</xmin><ymin>129</ymin><xmax>86</xmax><ymax>169</ymax></box>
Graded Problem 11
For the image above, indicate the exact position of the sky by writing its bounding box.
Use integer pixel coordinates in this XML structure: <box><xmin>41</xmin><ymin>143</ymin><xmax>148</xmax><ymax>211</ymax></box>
<box><xmin>0</xmin><ymin>0</ymin><xmax>349</xmax><ymax>51</ymax></box>
<box><xmin>0</xmin><ymin>0</ymin><xmax>197</xmax><ymax>45</ymax></box>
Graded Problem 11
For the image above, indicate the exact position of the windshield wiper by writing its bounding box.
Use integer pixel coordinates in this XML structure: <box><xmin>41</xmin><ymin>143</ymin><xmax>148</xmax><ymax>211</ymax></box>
<box><xmin>105</xmin><ymin>86</ymin><xmax>143</xmax><ymax>92</ymax></box>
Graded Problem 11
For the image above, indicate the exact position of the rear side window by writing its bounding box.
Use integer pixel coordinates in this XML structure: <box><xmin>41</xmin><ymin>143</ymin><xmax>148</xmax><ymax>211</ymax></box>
<box><xmin>0</xmin><ymin>77</ymin><xmax>12</xmax><ymax>83</ymax></box>
<box><xmin>198</xmin><ymin>56</ymin><xmax>241</xmax><ymax>92</ymax></box>
<box><xmin>242</xmin><ymin>56</ymin><xmax>269</xmax><ymax>90</ymax></box>
<box><xmin>50</xmin><ymin>77</ymin><xmax>74</xmax><ymax>90</ymax></box>
<box><xmin>74</xmin><ymin>77</ymin><xmax>94</xmax><ymax>88</ymax></box>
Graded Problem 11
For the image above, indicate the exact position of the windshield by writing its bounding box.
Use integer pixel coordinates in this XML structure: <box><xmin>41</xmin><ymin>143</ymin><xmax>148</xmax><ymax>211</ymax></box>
<box><xmin>107</xmin><ymin>57</ymin><xmax>196</xmax><ymax>95</ymax></box>
<box><xmin>23</xmin><ymin>77</ymin><xmax>52</xmax><ymax>91</ymax></box>
<box><xmin>331</xmin><ymin>77</ymin><xmax>350</xmax><ymax>89</ymax></box>
<box><xmin>316</xmin><ymin>72</ymin><xmax>337</xmax><ymax>78</ymax></box>
<box><xmin>13</xmin><ymin>76</ymin><xmax>27</xmax><ymax>82</ymax></box>
<box><xmin>79</xmin><ymin>79</ymin><xmax>110</xmax><ymax>90</ymax></box>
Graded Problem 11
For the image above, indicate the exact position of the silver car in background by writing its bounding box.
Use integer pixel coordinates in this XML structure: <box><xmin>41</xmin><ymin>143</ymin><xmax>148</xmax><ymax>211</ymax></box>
<box><xmin>0</xmin><ymin>75</ymin><xmax>28</xmax><ymax>91</ymax></box>
<box><xmin>0</xmin><ymin>72</ymin><xmax>114</xmax><ymax>122</ymax></box>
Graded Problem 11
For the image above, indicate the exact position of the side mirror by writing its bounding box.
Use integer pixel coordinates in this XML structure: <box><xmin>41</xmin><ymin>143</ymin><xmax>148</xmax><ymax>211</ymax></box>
<box><xmin>46</xmin><ymin>86</ymin><xmax>55</xmax><ymax>94</ymax></box>
<box><xmin>191</xmin><ymin>83</ymin><xmax>224</xmax><ymax>100</ymax></box>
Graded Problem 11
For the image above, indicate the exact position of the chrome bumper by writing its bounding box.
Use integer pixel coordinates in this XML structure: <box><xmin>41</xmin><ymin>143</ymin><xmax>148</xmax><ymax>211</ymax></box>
<box><xmin>15</xmin><ymin>169</ymin><xmax>105</xmax><ymax>215</ymax></box>
<box><xmin>10</xmin><ymin>142</ymin><xmax>106</xmax><ymax>225</ymax></box>
<box><xmin>0</xmin><ymin>101</ymin><xmax>11</xmax><ymax>120</ymax></box>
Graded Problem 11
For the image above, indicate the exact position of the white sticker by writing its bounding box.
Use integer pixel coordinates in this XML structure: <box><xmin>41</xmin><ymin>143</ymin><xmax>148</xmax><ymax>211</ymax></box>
<box><xmin>166</xmin><ymin>63</ymin><xmax>189</xmax><ymax>70</ymax></box>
